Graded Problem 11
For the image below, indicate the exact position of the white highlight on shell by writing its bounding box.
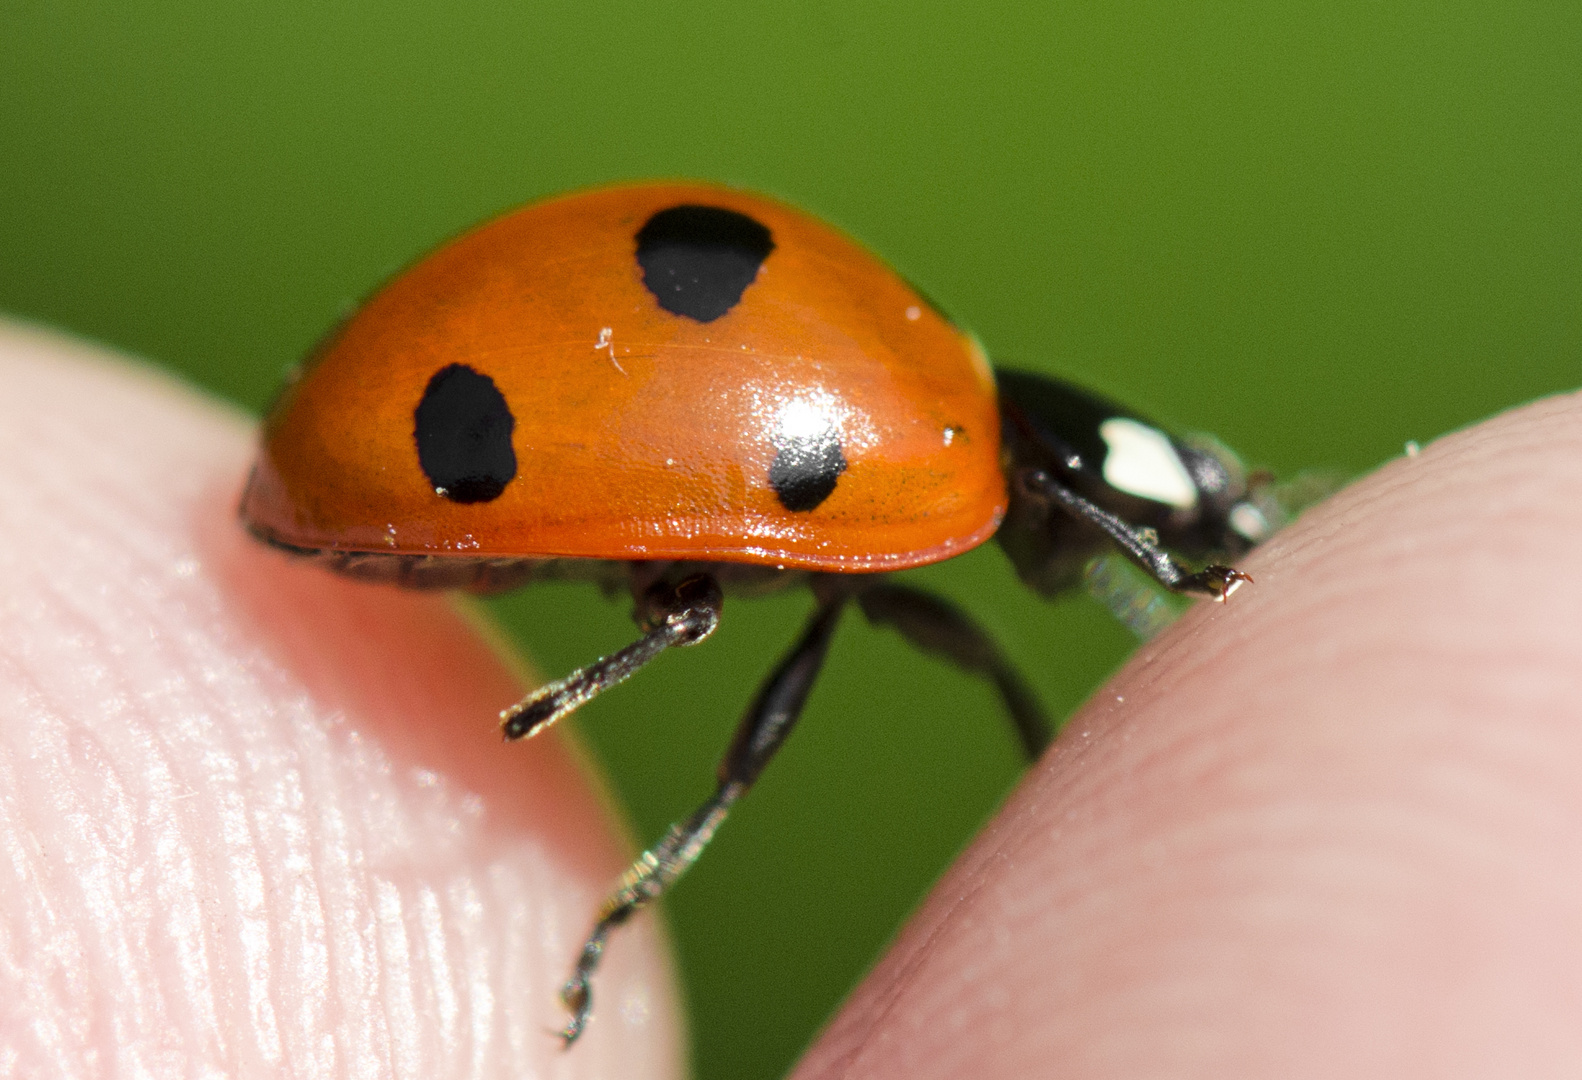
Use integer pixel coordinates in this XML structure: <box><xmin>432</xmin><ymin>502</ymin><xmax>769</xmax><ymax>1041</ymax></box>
<box><xmin>1098</xmin><ymin>417</ymin><xmax>1199</xmax><ymax>509</ymax></box>
<box><xmin>771</xmin><ymin>387</ymin><xmax>877</xmax><ymax>452</ymax></box>
<box><xmin>743</xmin><ymin>382</ymin><xmax>876</xmax><ymax>461</ymax></box>
<box><xmin>776</xmin><ymin>396</ymin><xmax>838</xmax><ymax>444</ymax></box>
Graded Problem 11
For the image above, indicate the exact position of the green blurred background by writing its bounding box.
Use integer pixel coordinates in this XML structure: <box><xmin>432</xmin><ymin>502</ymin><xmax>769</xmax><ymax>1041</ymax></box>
<box><xmin>3</xmin><ymin>2</ymin><xmax>1578</xmax><ymax>1076</ymax></box>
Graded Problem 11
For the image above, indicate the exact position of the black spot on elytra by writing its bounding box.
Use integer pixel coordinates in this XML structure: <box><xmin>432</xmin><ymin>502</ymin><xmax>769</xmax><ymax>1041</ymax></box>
<box><xmin>636</xmin><ymin>205</ymin><xmax>774</xmax><ymax>322</ymax></box>
<box><xmin>770</xmin><ymin>432</ymin><xmax>847</xmax><ymax>512</ymax></box>
<box><xmin>414</xmin><ymin>364</ymin><xmax>517</xmax><ymax>503</ymax></box>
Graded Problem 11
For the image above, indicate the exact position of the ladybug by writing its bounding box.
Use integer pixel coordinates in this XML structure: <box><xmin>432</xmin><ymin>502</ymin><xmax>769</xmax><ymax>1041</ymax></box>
<box><xmin>242</xmin><ymin>182</ymin><xmax>1269</xmax><ymax>1044</ymax></box>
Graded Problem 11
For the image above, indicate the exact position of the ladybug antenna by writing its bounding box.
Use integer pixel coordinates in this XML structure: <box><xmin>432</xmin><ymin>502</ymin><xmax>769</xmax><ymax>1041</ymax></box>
<box><xmin>500</xmin><ymin>574</ymin><xmax>724</xmax><ymax>740</ymax></box>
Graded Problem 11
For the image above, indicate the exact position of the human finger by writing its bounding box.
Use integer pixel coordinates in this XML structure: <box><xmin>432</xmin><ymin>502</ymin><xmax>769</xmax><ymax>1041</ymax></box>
<box><xmin>0</xmin><ymin>321</ymin><xmax>684</xmax><ymax>1078</ymax></box>
<box><xmin>797</xmin><ymin>389</ymin><xmax>1582</xmax><ymax>1078</ymax></box>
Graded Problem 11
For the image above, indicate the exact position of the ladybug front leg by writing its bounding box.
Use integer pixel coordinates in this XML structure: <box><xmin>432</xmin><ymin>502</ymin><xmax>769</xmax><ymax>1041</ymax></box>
<box><xmin>499</xmin><ymin>573</ymin><xmax>724</xmax><ymax>740</ymax></box>
<box><xmin>557</xmin><ymin>595</ymin><xmax>848</xmax><ymax>1045</ymax></box>
<box><xmin>1019</xmin><ymin>469</ymin><xmax>1251</xmax><ymax>601</ymax></box>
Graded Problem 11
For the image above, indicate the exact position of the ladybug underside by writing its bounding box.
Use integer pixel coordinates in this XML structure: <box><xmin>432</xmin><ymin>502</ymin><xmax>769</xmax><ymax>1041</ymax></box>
<box><xmin>258</xmin><ymin>538</ymin><xmax>813</xmax><ymax>598</ymax></box>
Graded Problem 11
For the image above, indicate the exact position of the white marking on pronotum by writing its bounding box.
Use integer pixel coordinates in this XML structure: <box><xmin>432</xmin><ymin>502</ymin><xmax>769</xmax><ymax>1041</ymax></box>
<box><xmin>595</xmin><ymin>327</ymin><xmax>627</xmax><ymax>375</ymax></box>
<box><xmin>1229</xmin><ymin>502</ymin><xmax>1270</xmax><ymax>544</ymax></box>
<box><xmin>1098</xmin><ymin>417</ymin><xmax>1198</xmax><ymax>509</ymax></box>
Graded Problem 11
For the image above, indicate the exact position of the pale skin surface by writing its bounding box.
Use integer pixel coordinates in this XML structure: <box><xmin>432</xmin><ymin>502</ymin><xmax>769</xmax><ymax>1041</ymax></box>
<box><xmin>795</xmin><ymin>383</ymin><xmax>1582</xmax><ymax>1076</ymax></box>
<box><xmin>0</xmin><ymin>322</ymin><xmax>682</xmax><ymax>1079</ymax></box>
<box><xmin>3</xmin><ymin>319</ymin><xmax>1580</xmax><ymax>1077</ymax></box>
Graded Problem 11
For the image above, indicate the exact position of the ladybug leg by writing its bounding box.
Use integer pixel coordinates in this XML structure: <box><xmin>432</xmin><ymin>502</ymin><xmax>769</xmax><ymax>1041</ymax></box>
<box><xmin>856</xmin><ymin>583</ymin><xmax>1051</xmax><ymax>760</ymax></box>
<box><xmin>1020</xmin><ymin>470</ymin><xmax>1252</xmax><ymax>600</ymax></box>
<box><xmin>558</xmin><ymin>595</ymin><xmax>848</xmax><ymax>1046</ymax></box>
<box><xmin>500</xmin><ymin>573</ymin><xmax>723</xmax><ymax>740</ymax></box>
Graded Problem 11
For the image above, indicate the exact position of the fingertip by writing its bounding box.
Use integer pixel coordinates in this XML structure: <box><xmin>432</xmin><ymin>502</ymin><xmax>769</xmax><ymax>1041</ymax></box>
<box><xmin>0</xmin><ymin>321</ymin><xmax>684</xmax><ymax>1078</ymax></box>
<box><xmin>798</xmin><ymin>390</ymin><xmax>1582</xmax><ymax>1078</ymax></box>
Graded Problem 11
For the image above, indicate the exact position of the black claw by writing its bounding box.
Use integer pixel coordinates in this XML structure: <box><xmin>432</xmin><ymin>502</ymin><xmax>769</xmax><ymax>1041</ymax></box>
<box><xmin>559</xmin><ymin>975</ymin><xmax>592</xmax><ymax>1047</ymax></box>
<box><xmin>1185</xmin><ymin>564</ymin><xmax>1253</xmax><ymax>601</ymax></box>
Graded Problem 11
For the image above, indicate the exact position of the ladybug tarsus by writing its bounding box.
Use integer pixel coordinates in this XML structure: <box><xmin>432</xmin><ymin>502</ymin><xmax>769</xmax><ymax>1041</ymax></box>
<box><xmin>558</xmin><ymin>930</ymin><xmax>606</xmax><ymax>1047</ymax></box>
<box><xmin>500</xmin><ymin>574</ymin><xmax>725</xmax><ymax>740</ymax></box>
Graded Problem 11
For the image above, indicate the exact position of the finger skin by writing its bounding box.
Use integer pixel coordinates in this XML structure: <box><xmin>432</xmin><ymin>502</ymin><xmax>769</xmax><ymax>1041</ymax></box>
<box><xmin>0</xmin><ymin>322</ymin><xmax>683</xmax><ymax>1079</ymax></box>
<box><xmin>797</xmin><ymin>390</ymin><xmax>1582</xmax><ymax>1078</ymax></box>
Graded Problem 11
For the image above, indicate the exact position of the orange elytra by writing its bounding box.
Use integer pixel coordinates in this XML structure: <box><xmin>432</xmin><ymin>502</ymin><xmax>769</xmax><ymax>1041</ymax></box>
<box><xmin>243</xmin><ymin>183</ymin><xmax>1004</xmax><ymax>572</ymax></box>
<box><xmin>243</xmin><ymin>181</ymin><xmax>1271</xmax><ymax>1045</ymax></box>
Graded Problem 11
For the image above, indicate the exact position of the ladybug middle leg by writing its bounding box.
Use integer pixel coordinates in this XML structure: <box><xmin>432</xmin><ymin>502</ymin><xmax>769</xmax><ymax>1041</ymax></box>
<box><xmin>557</xmin><ymin>592</ymin><xmax>849</xmax><ymax>1045</ymax></box>
<box><xmin>856</xmin><ymin>582</ymin><xmax>1052</xmax><ymax>760</ymax></box>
